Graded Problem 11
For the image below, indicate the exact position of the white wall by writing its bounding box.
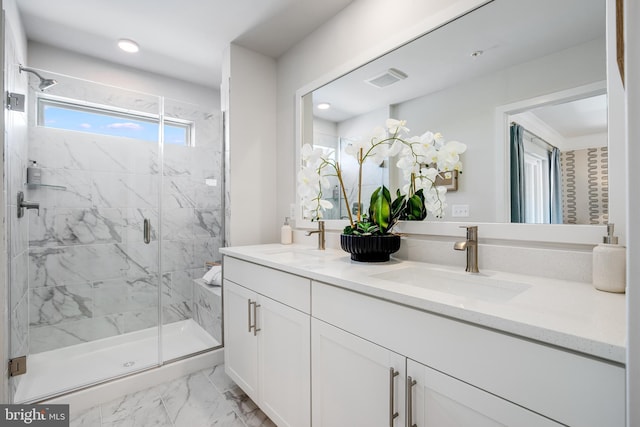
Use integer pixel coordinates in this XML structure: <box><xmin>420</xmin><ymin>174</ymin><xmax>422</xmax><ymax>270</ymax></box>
<box><xmin>224</xmin><ymin>44</ymin><xmax>277</xmax><ymax>245</ymax></box>
<box><xmin>276</xmin><ymin>0</ymin><xmax>489</xmax><ymax>229</ymax></box>
<box><xmin>393</xmin><ymin>39</ymin><xmax>604</xmax><ymax>222</ymax></box>
<box><xmin>26</xmin><ymin>42</ymin><xmax>219</xmax><ymax>109</ymax></box>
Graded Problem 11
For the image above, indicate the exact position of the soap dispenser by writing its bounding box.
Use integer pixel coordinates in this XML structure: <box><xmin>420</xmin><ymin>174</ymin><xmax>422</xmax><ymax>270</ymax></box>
<box><xmin>281</xmin><ymin>217</ymin><xmax>293</xmax><ymax>245</ymax></box>
<box><xmin>592</xmin><ymin>223</ymin><xmax>626</xmax><ymax>293</ymax></box>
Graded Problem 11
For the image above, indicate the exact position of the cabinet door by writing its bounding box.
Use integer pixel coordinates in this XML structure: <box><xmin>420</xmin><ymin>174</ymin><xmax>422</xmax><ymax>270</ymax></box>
<box><xmin>406</xmin><ymin>359</ymin><xmax>562</xmax><ymax>427</ymax></box>
<box><xmin>312</xmin><ymin>318</ymin><xmax>406</xmax><ymax>427</ymax></box>
<box><xmin>258</xmin><ymin>296</ymin><xmax>311</xmax><ymax>427</ymax></box>
<box><xmin>223</xmin><ymin>280</ymin><xmax>259</xmax><ymax>401</ymax></box>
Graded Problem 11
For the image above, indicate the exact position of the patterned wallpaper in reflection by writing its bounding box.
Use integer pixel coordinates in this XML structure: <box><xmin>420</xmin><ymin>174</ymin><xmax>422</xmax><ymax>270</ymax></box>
<box><xmin>561</xmin><ymin>147</ymin><xmax>608</xmax><ymax>224</ymax></box>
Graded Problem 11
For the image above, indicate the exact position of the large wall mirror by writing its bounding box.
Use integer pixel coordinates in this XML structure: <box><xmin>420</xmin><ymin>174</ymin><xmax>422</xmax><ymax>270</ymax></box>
<box><xmin>300</xmin><ymin>0</ymin><xmax>607</xmax><ymax>228</ymax></box>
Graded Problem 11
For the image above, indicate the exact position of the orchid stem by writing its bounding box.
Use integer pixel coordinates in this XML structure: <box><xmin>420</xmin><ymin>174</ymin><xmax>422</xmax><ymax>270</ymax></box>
<box><xmin>335</xmin><ymin>162</ymin><xmax>354</xmax><ymax>227</ymax></box>
<box><xmin>357</xmin><ymin>148</ymin><xmax>363</xmax><ymax>223</ymax></box>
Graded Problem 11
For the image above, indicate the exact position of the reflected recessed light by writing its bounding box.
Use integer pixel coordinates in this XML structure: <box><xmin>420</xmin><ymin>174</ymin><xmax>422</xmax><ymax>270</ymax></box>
<box><xmin>317</xmin><ymin>103</ymin><xmax>331</xmax><ymax>110</ymax></box>
<box><xmin>118</xmin><ymin>39</ymin><xmax>139</xmax><ymax>53</ymax></box>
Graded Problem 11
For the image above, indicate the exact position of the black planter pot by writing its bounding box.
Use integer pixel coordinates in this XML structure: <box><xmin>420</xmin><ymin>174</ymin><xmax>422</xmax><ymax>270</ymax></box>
<box><xmin>340</xmin><ymin>234</ymin><xmax>401</xmax><ymax>262</ymax></box>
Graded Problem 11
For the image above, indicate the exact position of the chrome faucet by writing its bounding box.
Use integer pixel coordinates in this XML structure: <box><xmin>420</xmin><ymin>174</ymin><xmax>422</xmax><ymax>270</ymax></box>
<box><xmin>454</xmin><ymin>225</ymin><xmax>479</xmax><ymax>273</ymax></box>
<box><xmin>305</xmin><ymin>220</ymin><xmax>325</xmax><ymax>250</ymax></box>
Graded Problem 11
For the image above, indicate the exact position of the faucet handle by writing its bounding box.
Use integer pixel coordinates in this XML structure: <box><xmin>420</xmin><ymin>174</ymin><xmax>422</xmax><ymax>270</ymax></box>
<box><xmin>459</xmin><ymin>225</ymin><xmax>478</xmax><ymax>240</ymax></box>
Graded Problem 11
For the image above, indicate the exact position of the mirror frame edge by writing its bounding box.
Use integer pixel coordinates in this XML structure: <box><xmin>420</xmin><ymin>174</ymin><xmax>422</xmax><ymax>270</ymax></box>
<box><xmin>293</xmin><ymin>0</ymin><xmax>609</xmax><ymax>245</ymax></box>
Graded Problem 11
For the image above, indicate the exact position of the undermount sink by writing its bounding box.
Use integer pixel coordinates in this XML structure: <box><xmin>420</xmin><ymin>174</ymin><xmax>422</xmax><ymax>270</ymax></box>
<box><xmin>370</xmin><ymin>266</ymin><xmax>531</xmax><ymax>302</ymax></box>
<box><xmin>260</xmin><ymin>247</ymin><xmax>331</xmax><ymax>263</ymax></box>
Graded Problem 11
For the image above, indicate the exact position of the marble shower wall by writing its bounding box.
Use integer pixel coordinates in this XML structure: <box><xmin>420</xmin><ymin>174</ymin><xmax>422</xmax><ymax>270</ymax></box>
<box><xmin>5</xmin><ymin>23</ymin><xmax>30</xmax><ymax>400</ymax></box>
<box><xmin>25</xmin><ymin>79</ymin><xmax>222</xmax><ymax>354</ymax></box>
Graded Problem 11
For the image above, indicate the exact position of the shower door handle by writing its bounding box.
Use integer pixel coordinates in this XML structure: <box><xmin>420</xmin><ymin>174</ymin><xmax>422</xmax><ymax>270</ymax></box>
<box><xmin>143</xmin><ymin>219</ymin><xmax>151</xmax><ymax>244</ymax></box>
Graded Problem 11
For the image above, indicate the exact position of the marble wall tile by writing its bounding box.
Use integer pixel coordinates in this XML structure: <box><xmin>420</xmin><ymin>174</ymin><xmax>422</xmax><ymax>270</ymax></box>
<box><xmin>29</xmin><ymin>245</ymin><xmax>130</xmax><ymax>288</ymax></box>
<box><xmin>57</xmin><ymin>208</ymin><xmax>126</xmax><ymax>246</ymax></box>
<box><xmin>10</xmin><ymin>251</ymin><xmax>29</xmax><ymax>313</ymax></box>
<box><xmin>167</xmin><ymin>270</ymin><xmax>195</xmax><ymax>302</ymax></box>
<box><xmin>194</xmin><ymin>209</ymin><xmax>222</xmax><ymax>238</ymax></box>
<box><xmin>163</xmin><ymin>145</ymin><xmax>194</xmax><ymax>177</ymax></box>
<box><xmin>11</xmin><ymin>211</ymin><xmax>29</xmax><ymax>256</ymax></box>
<box><xmin>29</xmin><ymin>131</ymin><xmax>93</xmax><ymax>171</ymax></box>
<box><xmin>193</xmin><ymin>237</ymin><xmax>221</xmax><ymax>268</ymax></box>
<box><xmin>30</xmin><ymin>314</ymin><xmax>124</xmax><ymax>354</ymax></box>
<box><xmin>29</xmin><ymin>283</ymin><xmax>93</xmax><ymax>327</ymax></box>
<box><xmin>161</xmin><ymin>240</ymin><xmax>195</xmax><ymax>273</ymax></box>
<box><xmin>93</xmin><ymin>279</ymin><xmax>129</xmax><ymax>317</ymax></box>
<box><xmin>124</xmin><ymin>208</ymin><xmax>158</xmax><ymax>244</ymax></box>
<box><xmin>122</xmin><ymin>308</ymin><xmax>160</xmax><ymax>334</ymax></box>
<box><xmin>91</xmin><ymin>172</ymin><xmax>158</xmax><ymax>209</ymax></box>
<box><xmin>128</xmin><ymin>276</ymin><xmax>160</xmax><ymax>312</ymax></box>
<box><xmin>162</xmin><ymin>208</ymin><xmax>194</xmax><ymax>240</ymax></box>
<box><xmin>10</xmin><ymin>294</ymin><xmax>29</xmax><ymax>359</ymax></box>
<box><xmin>163</xmin><ymin>176</ymin><xmax>196</xmax><ymax>209</ymax></box>
<box><xmin>162</xmin><ymin>301</ymin><xmax>192</xmax><ymax>324</ymax></box>
<box><xmin>193</xmin><ymin>284</ymin><xmax>222</xmax><ymax>343</ymax></box>
<box><xmin>27</xmin><ymin>169</ymin><xmax>93</xmax><ymax>208</ymax></box>
<box><xmin>194</xmin><ymin>180</ymin><xmax>223</xmax><ymax>210</ymax></box>
<box><xmin>90</xmin><ymin>138</ymin><xmax>158</xmax><ymax>175</ymax></box>
<box><xmin>193</xmin><ymin>305</ymin><xmax>220</xmax><ymax>343</ymax></box>
<box><xmin>118</xmin><ymin>243</ymin><xmax>160</xmax><ymax>279</ymax></box>
<box><xmin>28</xmin><ymin>208</ymin><xmax>58</xmax><ymax>247</ymax></box>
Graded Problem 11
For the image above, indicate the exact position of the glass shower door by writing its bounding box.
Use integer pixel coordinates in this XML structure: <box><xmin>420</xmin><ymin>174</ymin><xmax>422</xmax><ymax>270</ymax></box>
<box><xmin>8</xmin><ymin>69</ymin><xmax>163</xmax><ymax>403</ymax></box>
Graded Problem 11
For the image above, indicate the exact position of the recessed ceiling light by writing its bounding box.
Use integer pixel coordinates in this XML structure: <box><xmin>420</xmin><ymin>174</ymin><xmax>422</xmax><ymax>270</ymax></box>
<box><xmin>317</xmin><ymin>103</ymin><xmax>331</xmax><ymax>110</ymax></box>
<box><xmin>118</xmin><ymin>39</ymin><xmax>139</xmax><ymax>53</ymax></box>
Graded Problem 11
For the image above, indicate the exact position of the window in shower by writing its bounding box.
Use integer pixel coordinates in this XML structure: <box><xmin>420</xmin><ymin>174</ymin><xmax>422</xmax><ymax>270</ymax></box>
<box><xmin>36</xmin><ymin>96</ymin><xmax>193</xmax><ymax>146</ymax></box>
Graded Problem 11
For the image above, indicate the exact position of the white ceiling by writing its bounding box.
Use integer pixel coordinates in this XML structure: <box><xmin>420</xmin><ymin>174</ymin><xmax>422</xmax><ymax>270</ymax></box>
<box><xmin>310</xmin><ymin>0</ymin><xmax>606</xmax><ymax>139</ymax></box>
<box><xmin>15</xmin><ymin>0</ymin><xmax>354</xmax><ymax>88</ymax></box>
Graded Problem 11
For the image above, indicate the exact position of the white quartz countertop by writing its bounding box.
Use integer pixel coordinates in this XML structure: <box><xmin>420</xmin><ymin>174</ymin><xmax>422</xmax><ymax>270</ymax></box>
<box><xmin>220</xmin><ymin>243</ymin><xmax>626</xmax><ymax>364</ymax></box>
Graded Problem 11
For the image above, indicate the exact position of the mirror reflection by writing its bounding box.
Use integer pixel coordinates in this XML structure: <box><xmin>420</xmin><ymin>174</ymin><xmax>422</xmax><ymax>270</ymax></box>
<box><xmin>303</xmin><ymin>0</ymin><xmax>606</xmax><ymax>224</ymax></box>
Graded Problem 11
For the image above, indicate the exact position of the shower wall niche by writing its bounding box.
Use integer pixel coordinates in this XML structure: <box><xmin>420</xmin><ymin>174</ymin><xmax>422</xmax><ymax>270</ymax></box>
<box><xmin>9</xmin><ymin>69</ymin><xmax>223</xmax><ymax>403</ymax></box>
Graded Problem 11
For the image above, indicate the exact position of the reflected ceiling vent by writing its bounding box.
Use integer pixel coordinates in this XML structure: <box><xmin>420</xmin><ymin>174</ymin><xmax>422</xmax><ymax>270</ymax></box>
<box><xmin>365</xmin><ymin>68</ymin><xmax>408</xmax><ymax>88</ymax></box>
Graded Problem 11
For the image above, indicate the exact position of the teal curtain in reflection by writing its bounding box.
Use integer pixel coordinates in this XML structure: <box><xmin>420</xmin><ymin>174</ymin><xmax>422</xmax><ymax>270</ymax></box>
<box><xmin>510</xmin><ymin>123</ymin><xmax>525</xmax><ymax>223</ymax></box>
<box><xmin>549</xmin><ymin>147</ymin><xmax>563</xmax><ymax>224</ymax></box>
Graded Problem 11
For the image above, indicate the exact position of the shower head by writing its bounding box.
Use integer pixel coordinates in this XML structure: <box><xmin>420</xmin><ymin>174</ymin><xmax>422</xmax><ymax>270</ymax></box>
<box><xmin>19</xmin><ymin>65</ymin><xmax>58</xmax><ymax>91</ymax></box>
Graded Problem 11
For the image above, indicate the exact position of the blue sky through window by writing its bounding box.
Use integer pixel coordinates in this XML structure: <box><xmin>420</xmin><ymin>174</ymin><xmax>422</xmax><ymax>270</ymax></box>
<box><xmin>41</xmin><ymin>104</ymin><xmax>189</xmax><ymax>145</ymax></box>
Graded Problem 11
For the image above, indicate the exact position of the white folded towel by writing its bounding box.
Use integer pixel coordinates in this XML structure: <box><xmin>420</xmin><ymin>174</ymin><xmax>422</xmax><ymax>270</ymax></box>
<box><xmin>202</xmin><ymin>265</ymin><xmax>222</xmax><ymax>286</ymax></box>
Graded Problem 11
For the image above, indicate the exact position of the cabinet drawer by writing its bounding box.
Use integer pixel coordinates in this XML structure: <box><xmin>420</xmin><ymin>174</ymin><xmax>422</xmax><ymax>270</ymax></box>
<box><xmin>224</xmin><ymin>256</ymin><xmax>310</xmax><ymax>313</ymax></box>
<box><xmin>312</xmin><ymin>281</ymin><xmax>625</xmax><ymax>427</ymax></box>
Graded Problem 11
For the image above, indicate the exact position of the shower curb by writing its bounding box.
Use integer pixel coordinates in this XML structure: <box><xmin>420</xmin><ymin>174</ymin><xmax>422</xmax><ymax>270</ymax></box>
<box><xmin>41</xmin><ymin>348</ymin><xmax>224</xmax><ymax>417</ymax></box>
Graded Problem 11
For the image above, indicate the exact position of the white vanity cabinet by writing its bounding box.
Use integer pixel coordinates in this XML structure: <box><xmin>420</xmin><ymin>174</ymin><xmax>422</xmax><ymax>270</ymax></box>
<box><xmin>312</xmin><ymin>280</ymin><xmax>625</xmax><ymax>427</ymax></box>
<box><xmin>312</xmin><ymin>318</ymin><xmax>406</xmax><ymax>427</ymax></box>
<box><xmin>223</xmin><ymin>257</ymin><xmax>311</xmax><ymax>427</ymax></box>
<box><xmin>406</xmin><ymin>359</ymin><xmax>561</xmax><ymax>427</ymax></box>
<box><xmin>312</xmin><ymin>318</ymin><xmax>560</xmax><ymax>427</ymax></box>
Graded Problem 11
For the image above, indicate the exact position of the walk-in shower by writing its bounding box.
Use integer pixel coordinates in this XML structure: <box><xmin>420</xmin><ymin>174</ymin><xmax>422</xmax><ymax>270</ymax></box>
<box><xmin>6</xmin><ymin>66</ymin><xmax>224</xmax><ymax>403</ymax></box>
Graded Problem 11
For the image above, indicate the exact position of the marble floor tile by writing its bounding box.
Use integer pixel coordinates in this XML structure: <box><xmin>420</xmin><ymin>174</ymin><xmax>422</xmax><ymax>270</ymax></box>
<box><xmin>70</xmin><ymin>407</ymin><xmax>101</xmax><ymax>427</ymax></box>
<box><xmin>205</xmin><ymin>364</ymin><xmax>237</xmax><ymax>393</ymax></box>
<box><xmin>160</xmin><ymin>371</ymin><xmax>237</xmax><ymax>426</ymax></box>
<box><xmin>68</xmin><ymin>364</ymin><xmax>275</xmax><ymax>427</ymax></box>
<box><xmin>100</xmin><ymin>385</ymin><xmax>172</xmax><ymax>426</ymax></box>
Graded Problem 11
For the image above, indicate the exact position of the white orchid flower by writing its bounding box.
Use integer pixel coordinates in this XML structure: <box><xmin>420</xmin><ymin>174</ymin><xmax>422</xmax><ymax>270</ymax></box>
<box><xmin>344</xmin><ymin>138</ymin><xmax>370</xmax><ymax>160</ymax></box>
<box><xmin>301</xmin><ymin>143</ymin><xmax>325</xmax><ymax>165</ymax></box>
<box><xmin>386</xmin><ymin>119</ymin><xmax>409</xmax><ymax>135</ymax></box>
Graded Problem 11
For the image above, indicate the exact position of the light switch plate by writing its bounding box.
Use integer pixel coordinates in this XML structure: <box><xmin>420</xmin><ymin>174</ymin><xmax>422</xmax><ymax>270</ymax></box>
<box><xmin>451</xmin><ymin>204</ymin><xmax>470</xmax><ymax>217</ymax></box>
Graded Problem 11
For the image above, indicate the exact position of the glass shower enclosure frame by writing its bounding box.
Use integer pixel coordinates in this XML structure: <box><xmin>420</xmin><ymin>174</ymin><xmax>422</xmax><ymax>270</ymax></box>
<box><xmin>7</xmin><ymin>68</ymin><xmax>224</xmax><ymax>403</ymax></box>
